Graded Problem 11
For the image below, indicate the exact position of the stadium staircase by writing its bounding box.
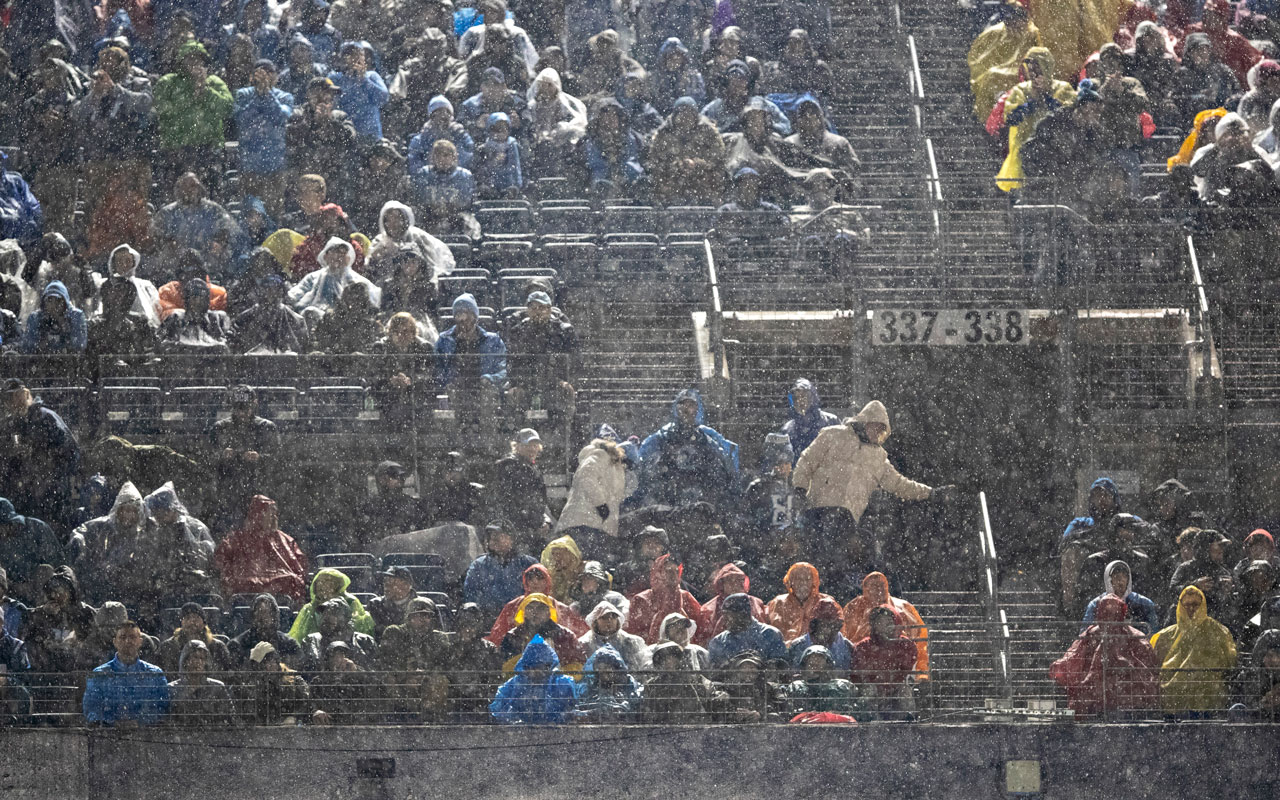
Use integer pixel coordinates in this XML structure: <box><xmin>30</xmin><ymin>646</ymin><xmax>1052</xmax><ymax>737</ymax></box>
<box><xmin>910</xmin><ymin>589</ymin><xmax>1004</xmax><ymax>710</ymax></box>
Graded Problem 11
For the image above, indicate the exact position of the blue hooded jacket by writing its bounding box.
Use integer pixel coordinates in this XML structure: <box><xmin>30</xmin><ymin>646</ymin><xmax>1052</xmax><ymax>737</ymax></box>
<box><xmin>234</xmin><ymin>85</ymin><xmax>295</xmax><ymax>174</ymax></box>
<box><xmin>653</xmin><ymin>38</ymin><xmax>706</xmax><ymax>114</ymax></box>
<box><xmin>21</xmin><ymin>281</ymin><xmax>87</xmax><ymax>354</ymax></box>
<box><xmin>328</xmin><ymin>43</ymin><xmax>389</xmax><ymax>140</ymax></box>
<box><xmin>638</xmin><ymin>389</ymin><xmax>740</xmax><ymax>509</ymax></box>
<box><xmin>0</xmin><ymin>156</ymin><xmax>43</xmax><ymax>247</ymax></box>
<box><xmin>640</xmin><ymin>388</ymin><xmax>739</xmax><ymax>472</ymax></box>
<box><xmin>1062</xmin><ymin>477</ymin><xmax>1122</xmax><ymax>543</ymax></box>
<box><xmin>574</xmin><ymin>644</ymin><xmax>642</xmax><ymax>717</ymax></box>
<box><xmin>472</xmin><ymin>113</ymin><xmax>525</xmax><ymax>194</ymax></box>
<box><xmin>490</xmin><ymin>635</ymin><xmax>578</xmax><ymax>723</ymax></box>
<box><xmin>781</xmin><ymin>378</ymin><xmax>839</xmax><ymax>461</ymax></box>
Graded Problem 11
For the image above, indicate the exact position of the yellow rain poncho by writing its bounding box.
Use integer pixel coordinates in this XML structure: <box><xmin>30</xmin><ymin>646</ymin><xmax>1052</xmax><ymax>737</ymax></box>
<box><xmin>540</xmin><ymin>535</ymin><xmax>583</xmax><ymax>603</ymax></box>
<box><xmin>1031</xmin><ymin>0</ymin><xmax>1133</xmax><ymax>79</ymax></box>
<box><xmin>995</xmin><ymin>47</ymin><xmax>1077</xmax><ymax>193</ymax></box>
<box><xmin>1149</xmin><ymin>585</ymin><xmax>1237</xmax><ymax>713</ymax></box>
<box><xmin>969</xmin><ymin>15</ymin><xmax>1042</xmax><ymax>122</ymax></box>
<box><xmin>1167</xmin><ymin>108</ymin><xmax>1227</xmax><ymax>170</ymax></box>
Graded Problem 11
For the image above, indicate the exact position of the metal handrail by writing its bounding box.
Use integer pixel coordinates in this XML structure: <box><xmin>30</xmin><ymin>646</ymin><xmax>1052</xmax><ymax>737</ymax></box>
<box><xmin>1186</xmin><ymin>234</ymin><xmax>1218</xmax><ymax>383</ymax></box>
<box><xmin>979</xmin><ymin>491</ymin><xmax>1011</xmax><ymax>698</ymax></box>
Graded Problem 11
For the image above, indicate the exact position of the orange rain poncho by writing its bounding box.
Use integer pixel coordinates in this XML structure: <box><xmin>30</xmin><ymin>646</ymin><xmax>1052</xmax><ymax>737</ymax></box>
<box><xmin>1149</xmin><ymin>585</ymin><xmax>1237</xmax><ymax>713</ymax></box>
<box><xmin>1167</xmin><ymin>108</ymin><xmax>1227</xmax><ymax>170</ymax></box>
<box><xmin>843</xmin><ymin>572</ymin><xmax>930</xmax><ymax>679</ymax></box>
<box><xmin>766</xmin><ymin>562</ymin><xmax>836</xmax><ymax>642</ymax></box>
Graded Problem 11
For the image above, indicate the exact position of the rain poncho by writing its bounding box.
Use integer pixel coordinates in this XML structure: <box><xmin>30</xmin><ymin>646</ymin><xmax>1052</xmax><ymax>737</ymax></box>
<box><xmin>843</xmin><ymin>572</ymin><xmax>929</xmax><ymax>679</ymax></box>
<box><xmin>1150</xmin><ymin>586</ymin><xmax>1238</xmax><ymax>713</ymax></box>
<box><xmin>1082</xmin><ymin>560</ymin><xmax>1161</xmax><ymax>635</ymax></box>
<box><xmin>367</xmin><ymin>201</ymin><xmax>455</xmax><ymax>287</ymax></box>
<box><xmin>626</xmin><ymin>554</ymin><xmax>704</xmax><ymax>644</ymax></box>
<box><xmin>849</xmin><ymin>606</ymin><xmax>918</xmax><ymax>693</ymax></box>
<box><xmin>212</xmin><ymin>496</ymin><xmax>308</xmax><ymax>603</ymax></box>
<box><xmin>100</xmin><ymin>244</ymin><xmax>161</xmax><ymax>327</ymax></box>
<box><xmin>540</xmin><ymin>535</ymin><xmax>584</xmax><ymax>603</ymax></box>
<box><xmin>575</xmin><ymin>644</ymin><xmax>643</xmax><ymax>718</ymax></box>
<box><xmin>579</xmin><ymin>601</ymin><xmax>651</xmax><ymax>670</ymax></box>
<box><xmin>287</xmin><ymin>568</ymin><xmax>376</xmax><ymax>643</ymax></box>
<box><xmin>766</xmin><ymin>562</ymin><xmax>836</xmax><ymax>641</ymax></box>
<box><xmin>72</xmin><ymin>482</ymin><xmax>160</xmax><ymax>604</ymax></box>
<box><xmin>526</xmin><ymin>68</ymin><xmax>587</xmax><ymax>145</ymax></box>
<box><xmin>498</xmin><ymin>593</ymin><xmax>587</xmax><ymax>676</ymax></box>
<box><xmin>486</xmin><ymin>564</ymin><xmax>589</xmax><ymax>645</ymax></box>
<box><xmin>698</xmin><ymin>563</ymin><xmax>768</xmax><ymax>645</ymax></box>
<box><xmin>1176</xmin><ymin>0</ymin><xmax>1263</xmax><ymax>86</ymax></box>
<box><xmin>655</xmin><ymin>612</ymin><xmax>710</xmax><ymax>671</ymax></box>
<box><xmin>287</xmin><ymin>237</ymin><xmax>382</xmax><ymax>314</ymax></box>
<box><xmin>995</xmin><ymin>47</ymin><xmax>1077</xmax><ymax>193</ymax></box>
<box><xmin>968</xmin><ymin>12</ymin><xmax>1041</xmax><ymax>121</ymax></box>
<box><xmin>1050</xmin><ymin>595</ymin><xmax>1161</xmax><ymax>716</ymax></box>
<box><xmin>1030</xmin><ymin>0</ymin><xmax>1132</xmax><ymax>79</ymax></box>
<box><xmin>490</xmin><ymin>635</ymin><xmax>579</xmax><ymax>723</ymax></box>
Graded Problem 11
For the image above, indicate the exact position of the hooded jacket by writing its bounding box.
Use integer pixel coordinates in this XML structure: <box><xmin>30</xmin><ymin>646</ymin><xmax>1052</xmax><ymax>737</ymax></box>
<box><xmin>579</xmin><ymin>601</ymin><xmax>651</xmax><ymax>670</ymax></box>
<box><xmin>287</xmin><ymin>568</ymin><xmax>376</xmax><ymax>643</ymax></box>
<box><xmin>1050</xmin><ymin>595</ymin><xmax>1161</xmax><ymax>716</ymax></box>
<box><xmin>153</xmin><ymin>45</ymin><xmax>235</xmax><ymax>149</ymax></box>
<box><xmin>490</xmin><ymin>635</ymin><xmax>578</xmax><ymax>723</ymax></box>
<box><xmin>782</xmin><ymin>378</ymin><xmax>839</xmax><ymax>460</ymax></box>
<box><xmin>556</xmin><ymin>439</ymin><xmax>627</xmax><ymax>536</ymax></box>
<box><xmin>653</xmin><ymin>38</ymin><xmax>707</xmax><ymax>113</ymax></box>
<box><xmin>485</xmin><ymin>564</ymin><xmax>589</xmax><ymax>645</ymax></box>
<box><xmin>20</xmin><ymin>280</ymin><xmax>87</xmax><ymax>354</ymax></box>
<box><xmin>698</xmin><ymin>563</ymin><xmax>768</xmax><ymax>645</ymax></box>
<box><xmin>327</xmin><ymin>60</ymin><xmax>390</xmax><ymax>140</ymax></box>
<box><xmin>843</xmin><ymin>572</ymin><xmax>930</xmax><ymax>679</ymax></box>
<box><xmin>639</xmin><ymin>388</ymin><xmax>739</xmax><ymax>508</ymax></box>
<box><xmin>793</xmin><ymin>400</ymin><xmax>933</xmax><ymax>523</ymax></box>
<box><xmin>540</xmin><ymin>535</ymin><xmax>584</xmax><ymax>603</ymax></box>
<box><xmin>766</xmin><ymin>562</ymin><xmax>836</xmax><ymax>641</ymax></box>
<box><xmin>0</xmin><ymin>498</ymin><xmax>62</xmax><ymax>589</ymax></box>
<box><xmin>433</xmin><ymin>305</ymin><xmax>508</xmax><ymax>386</ymax></box>
<box><xmin>1082</xmin><ymin>560</ymin><xmax>1161</xmax><ymax>635</ymax></box>
<box><xmin>850</xmin><ymin>606</ymin><xmax>919</xmax><ymax>694</ymax></box>
<box><xmin>575</xmin><ymin>643</ymin><xmax>643</xmax><ymax>718</ymax></box>
<box><xmin>464</xmin><ymin>547</ymin><xmax>538</xmax><ymax>617</ymax></box>
<box><xmin>24</xmin><ymin>566</ymin><xmax>96</xmax><ymax>671</ymax></box>
<box><xmin>230</xmin><ymin>593</ymin><xmax>303</xmax><ymax>668</ymax></box>
<box><xmin>498</xmin><ymin>593</ymin><xmax>587</xmax><ymax>675</ymax></box>
<box><xmin>0</xmin><ymin>157</ymin><xmax>43</xmax><ymax>246</ymax></box>
<box><xmin>213</xmin><ymin>495</ymin><xmax>308</xmax><ymax>603</ymax></box>
<box><xmin>526</xmin><ymin>68</ymin><xmax>587</xmax><ymax>144</ymax></box>
<box><xmin>994</xmin><ymin>47</ymin><xmax>1076</xmax><ymax>192</ymax></box>
<box><xmin>368</xmin><ymin>201</ymin><xmax>455</xmax><ymax>286</ymax></box>
<box><xmin>654</xmin><ymin>611</ymin><xmax>711</xmax><ymax>671</ymax></box>
<box><xmin>72</xmin><ymin>482</ymin><xmax>162</xmax><ymax>604</ymax></box>
<box><xmin>583</xmin><ymin>96</ymin><xmax>646</xmax><ymax>188</ymax></box>
<box><xmin>1150</xmin><ymin>585</ymin><xmax>1238</xmax><ymax>712</ymax></box>
<box><xmin>626</xmin><ymin>554</ymin><xmax>704</xmax><ymax>644</ymax></box>
<box><xmin>96</xmin><ymin>245</ymin><xmax>161</xmax><ymax>328</ymax></box>
<box><xmin>289</xmin><ymin>237</ymin><xmax>382</xmax><ymax>314</ymax></box>
<box><xmin>569</xmin><ymin>561</ymin><xmax>631</xmax><ymax>620</ymax></box>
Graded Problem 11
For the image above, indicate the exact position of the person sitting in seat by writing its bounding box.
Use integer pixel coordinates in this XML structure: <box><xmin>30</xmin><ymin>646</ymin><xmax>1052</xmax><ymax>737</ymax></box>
<box><xmin>1050</xmin><ymin>594</ymin><xmax>1160</xmax><ymax>718</ymax></box>
<box><xmin>1081</xmin><ymin>559</ymin><xmax>1161</xmax><ymax>635</ymax></box>
<box><xmin>638</xmin><ymin>388</ymin><xmax>738</xmax><ymax>512</ymax></box>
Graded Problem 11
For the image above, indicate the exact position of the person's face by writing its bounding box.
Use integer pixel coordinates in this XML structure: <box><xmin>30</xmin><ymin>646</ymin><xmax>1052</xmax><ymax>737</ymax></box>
<box><xmin>1209</xmin><ymin>541</ymin><xmax>1225</xmax><ymax>563</ymax></box>
<box><xmin>323</xmin><ymin>247</ymin><xmax>349</xmax><ymax>271</ymax></box>
<box><xmin>597</xmin><ymin>108</ymin><xmax>621</xmax><ymax>137</ymax></box>
<box><xmin>871</xmin><ymin>613</ymin><xmax>896</xmax><ymax>639</ymax></box>
<box><xmin>527</xmin><ymin>302</ymin><xmax>552</xmax><ymax>324</ymax></box>
<box><xmin>1099</xmin><ymin>50</ymin><xmax>1124</xmax><ymax>75</ymax></box>
<box><xmin>310</xmin><ymin>89</ymin><xmax>336</xmax><ymax>115</ymax></box>
<box><xmin>175</xmin><ymin>174</ymin><xmax>202</xmax><ymax>205</ymax></box>
<box><xmin>662</xmin><ymin>50</ymin><xmax>683</xmax><ymax>72</ymax></box>
<box><xmin>252</xmin><ymin>602</ymin><xmax>277</xmax><ymax>631</ymax></box>
<box><xmin>654</xmin><ymin>652</ymin><xmax>682</xmax><ymax>673</ymax></box>
<box><xmin>526</xmin><ymin>574</ymin><xmax>550</xmax><ymax>595</ymax></box>
<box><xmin>231</xmin><ymin>399</ymin><xmax>256</xmax><ymax>423</ymax></box>
<box><xmin>1110</xmin><ymin>570</ymin><xmax>1130</xmax><ymax>597</ymax></box>
<box><xmin>1180</xmin><ymin>592</ymin><xmax>1204</xmax><ymax>617</ymax></box>
<box><xmin>407</xmin><ymin>611</ymin><xmax>435</xmax><ymax>632</ymax></box>
<box><xmin>383</xmin><ymin>576</ymin><xmax>414</xmax><ymax>603</ymax></box>
<box><xmin>3</xmin><ymin>388</ymin><xmax>30</xmax><ymax>417</ymax></box>
<box><xmin>790</xmin><ymin>570</ymin><xmax>814</xmax><ymax>602</ymax></box>
<box><xmin>719</xmin><ymin>35</ymin><xmax>740</xmax><ymax>58</ymax></box>
<box><xmin>389</xmin><ymin>319</ymin><xmax>417</xmax><ymax>348</ymax></box>
<box><xmin>728</xmin><ymin>75</ymin><xmax>749</xmax><ymax>98</ymax></box>
<box><xmin>667</xmin><ymin>620</ymin><xmax>692</xmax><ymax>646</ymax></box>
<box><xmin>114</xmin><ymin>626</ymin><xmax>143</xmax><ymax>661</ymax></box>
<box><xmin>1090</xmin><ymin>487</ymin><xmax>1116</xmax><ymax>515</ymax></box>
<box><xmin>801</xmin><ymin>654</ymin><xmax>830</xmax><ymax>681</ymax></box>
<box><xmin>524</xmin><ymin>601</ymin><xmax>551</xmax><ymax>628</ymax></box>
<box><xmin>594</xmin><ymin>613</ymin><xmax>620</xmax><ymax>637</ymax></box>
<box><xmin>481</xmin><ymin>79</ymin><xmax>504</xmax><ymax>100</ymax></box>
<box><xmin>180</xmin><ymin>612</ymin><xmax>205</xmax><ymax>636</ymax></box>
<box><xmin>1250</xmin><ymin>540</ymin><xmax>1272</xmax><ymax>560</ymax></box>
<box><xmin>153</xmin><ymin>507</ymin><xmax>179</xmax><ymax>526</ymax></box>
<box><xmin>813</xmin><ymin>619</ymin><xmax>840</xmax><ymax>643</ymax></box>
<box><xmin>344</xmin><ymin>48</ymin><xmax>367</xmax><ymax>73</ymax></box>
<box><xmin>784</xmin><ymin>36</ymin><xmax>806</xmax><ymax>60</ymax></box>
<box><xmin>314</xmin><ymin>575</ymin><xmax>343</xmax><ymax>602</ymax></box>
<box><xmin>658</xmin><ymin>561</ymin><xmax>680</xmax><ymax>588</ymax></box>
<box><xmin>47</xmin><ymin>581</ymin><xmax>71</xmax><ymax>606</ymax></box>
<box><xmin>676</xmin><ymin>399</ymin><xmax>698</xmax><ymax>426</ymax></box>
<box><xmin>489</xmin><ymin>531</ymin><xmax>513</xmax><ymax>555</ymax></box>
<box><xmin>736</xmin><ymin>174</ymin><xmax>761</xmax><ymax>204</ymax></box>
<box><xmin>1186</xmin><ymin>43</ymin><xmax>1211</xmax><ymax>68</ymax></box>
<box><xmin>182</xmin><ymin>55</ymin><xmax>207</xmax><ymax>84</ymax></box>
<box><xmin>579</xmin><ymin>576</ymin><xmax>601</xmax><ymax>596</ymax></box>
<box><xmin>797</xmin><ymin>109</ymin><xmax>824</xmax><ymax>137</ymax></box>
<box><xmin>1180</xmin><ymin>540</ymin><xmax>1196</xmax><ymax>561</ymax></box>
<box><xmin>42</xmin><ymin>294</ymin><xmax>67</xmax><ymax>319</ymax></box>
<box><xmin>244</xmin><ymin>0</ymin><xmax>265</xmax><ymax>27</ymax></box>
<box><xmin>1248</xmin><ymin>571</ymin><xmax>1272</xmax><ymax>593</ymax></box>
<box><xmin>319</xmin><ymin>609</ymin><xmax>346</xmax><ymax>636</ymax></box>
<box><xmin>262</xmin><ymin>653</ymin><xmax>281</xmax><ymax>673</ymax></box>
<box><xmin>116</xmin><ymin>503</ymin><xmax>141</xmax><ymax>528</ymax></box>
<box><xmin>454</xmin><ymin>310</ymin><xmax>478</xmax><ymax>334</ymax></box>
<box><xmin>430</xmin><ymin>107</ymin><xmax>453</xmax><ymax>128</ymax></box>
<box><xmin>724</xmin><ymin>610</ymin><xmax>749</xmax><ymax>633</ymax></box>
<box><xmin>457</xmin><ymin>614</ymin><xmax>483</xmax><ymax>640</ymax></box>
<box><xmin>186</xmin><ymin>289</ymin><xmax>210</xmax><ymax>316</ymax></box>
<box><xmin>516</xmin><ymin>440</ymin><xmax>542</xmax><ymax>463</ymax></box>
<box><xmin>488</xmin><ymin>121</ymin><xmax>510</xmax><ymax>142</ymax></box>
<box><xmin>431</xmin><ymin>148</ymin><xmax>458</xmax><ymax>172</ymax></box>
<box><xmin>184</xmin><ymin>648</ymin><xmax>208</xmax><ymax>674</ymax></box>
<box><xmin>1263</xmin><ymin>649</ymin><xmax>1280</xmax><ymax>670</ymax></box>
<box><xmin>594</xmin><ymin>660</ymin><xmax>619</xmax><ymax>688</ymax></box>
<box><xmin>551</xmin><ymin>550</ymin><xmax>574</xmax><ymax>571</ymax></box>
<box><xmin>1218</xmin><ymin>125</ymin><xmax>1249</xmax><ymax>154</ymax></box>
<box><xmin>1136</xmin><ymin>30</ymin><xmax>1161</xmax><ymax>55</ymax></box>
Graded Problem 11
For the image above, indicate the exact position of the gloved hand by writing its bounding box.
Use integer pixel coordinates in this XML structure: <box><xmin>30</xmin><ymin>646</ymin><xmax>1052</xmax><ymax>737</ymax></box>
<box><xmin>930</xmin><ymin>485</ymin><xmax>958</xmax><ymax>503</ymax></box>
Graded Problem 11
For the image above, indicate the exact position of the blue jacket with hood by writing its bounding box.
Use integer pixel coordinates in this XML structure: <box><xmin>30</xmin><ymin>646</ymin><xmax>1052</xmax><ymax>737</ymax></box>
<box><xmin>639</xmin><ymin>389</ymin><xmax>739</xmax><ymax>507</ymax></box>
<box><xmin>781</xmin><ymin>378</ymin><xmax>839</xmax><ymax>461</ymax></box>
<box><xmin>1062</xmin><ymin>477</ymin><xmax>1123</xmax><ymax>544</ymax></box>
<box><xmin>490</xmin><ymin>635</ymin><xmax>578</xmax><ymax>723</ymax></box>
<box><xmin>652</xmin><ymin>38</ymin><xmax>706</xmax><ymax>114</ymax></box>
<box><xmin>20</xmin><ymin>281</ymin><xmax>87</xmax><ymax>354</ymax></box>
<box><xmin>574</xmin><ymin>643</ymin><xmax>642</xmax><ymax>717</ymax></box>
<box><xmin>0</xmin><ymin>156</ymin><xmax>43</xmax><ymax>247</ymax></box>
<box><xmin>234</xmin><ymin>85</ymin><xmax>295</xmax><ymax>174</ymax></box>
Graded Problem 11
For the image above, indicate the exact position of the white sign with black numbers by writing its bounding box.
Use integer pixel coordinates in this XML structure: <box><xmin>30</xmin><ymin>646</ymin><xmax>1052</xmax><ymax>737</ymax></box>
<box><xmin>871</xmin><ymin>309</ymin><xmax>1029</xmax><ymax>346</ymax></box>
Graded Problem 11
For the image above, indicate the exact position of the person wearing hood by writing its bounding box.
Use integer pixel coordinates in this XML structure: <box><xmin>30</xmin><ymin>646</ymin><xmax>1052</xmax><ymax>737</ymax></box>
<box><xmin>843</xmin><ymin>571</ymin><xmax>929</xmax><ymax>680</ymax></box>
<box><xmin>368</xmin><ymin>200</ymin><xmax>455</xmax><ymax>285</ymax></box>
<box><xmin>652</xmin><ymin>38</ymin><xmax>705</xmax><ymax>115</ymax></box>
<box><xmin>1050</xmin><ymin>594</ymin><xmax>1161</xmax><ymax>718</ymax></box>
<box><xmin>626</xmin><ymin>554</ymin><xmax>704</xmax><ymax>645</ymax></box>
<box><xmin>698</xmin><ymin>563</ymin><xmax>767</xmax><ymax>645</ymax></box>
<box><xmin>648</xmin><ymin>96</ymin><xmax>727</xmax><ymax>204</ymax></box>
<box><xmin>643</xmin><ymin>639</ymin><xmax>725</xmax><ymax>722</ymax></box>
<box><xmin>83</xmin><ymin>620</ymin><xmax>170</xmax><ymax>727</ymax></box>
<box><xmin>716</xmin><ymin>163</ymin><xmax>789</xmax><ymax>229</ymax></box>
<box><xmin>297</xmin><ymin>595</ymin><xmax>380</xmax><ymax>673</ymax></box>
<box><xmin>485</xmin><ymin>563</ymin><xmax>589</xmax><ymax>644</ymax></box>
<box><xmin>1028</xmin><ymin>0</ymin><xmax>1128</xmax><ymax>81</ymax></box>
<box><xmin>168</xmin><ymin>638</ymin><xmax>236</xmax><ymax>725</ymax></box>
<box><xmin>1234</xmin><ymin>530</ymin><xmax>1279</xmax><ymax>583</ymax></box>
<box><xmin>578</xmin><ymin>596</ymin><xmax>649</xmax><ymax>669</ymax></box>
<box><xmin>574</xmin><ymin>643</ymin><xmax>642</xmax><ymax>720</ymax></box>
<box><xmin>1071</xmin><ymin>512</ymin><xmax>1153</xmax><ymax>617</ymax></box>
<box><xmin>234</xmin><ymin>58</ymin><xmax>295</xmax><ymax>215</ymax></box>
<box><xmin>465</xmin><ymin>520</ymin><xmax>539</xmax><ymax>619</ymax></box>
<box><xmin>379</xmin><ymin>596</ymin><xmax>456</xmax><ymax>720</ymax></box>
<box><xmin>526</xmin><ymin>67</ymin><xmax>587</xmax><ymax>177</ymax></box>
<box><xmin>541</xmin><ymin>535</ymin><xmax>584</xmax><ymax>603</ymax></box>
<box><xmin>151</xmin><ymin>172</ymin><xmax>240</xmax><ymax>273</ymax></box>
<box><xmin>25</xmin><ymin>233</ymin><xmax>93</xmax><ymax>314</ymax></box>
<box><xmin>1234</xmin><ymin>628</ymin><xmax>1280</xmax><ymax>717</ymax></box>
<box><xmin>741</xmin><ymin>433</ymin><xmax>799</xmax><ymax>551</ymax></box>
<box><xmin>653</xmin><ymin>611</ymin><xmax>710</xmax><ymax>671</ymax></box>
<box><xmin>157</xmin><ymin>277</ymin><xmax>233</xmax><ymax>352</ymax></box>
<box><xmin>570</xmin><ymin>561</ymin><xmax>630</xmax><ymax>619</ymax></box>
<box><xmin>145</xmin><ymin>481</ymin><xmax>218</xmax><ymax>603</ymax></box>
<box><xmin>1254</xmin><ymin>98</ymin><xmax>1280</xmax><ymax>163</ymax></box>
<box><xmin>289</xmin><ymin>568</ymin><xmax>376</xmax><ymax>644</ymax></box>
<box><xmin>214</xmin><ymin>495</ymin><xmax>309</xmax><ymax>604</ymax></box>
<box><xmin>310</xmin><ymin>280</ymin><xmax>383</xmax><ymax>353</ymax></box>
<box><xmin>1151</xmin><ymin>585</ymin><xmax>1238</xmax><ymax>714</ymax></box>
<box><xmin>18</xmin><ymin>281</ymin><xmax>87</xmax><ymax>354</ymax></box>
<box><xmin>787</xmin><ymin>596</ymin><xmax>852</xmax><ymax>671</ymax></box>
<box><xmin>292</xmin><ymin>0</ymin><xmax>343</xmax><ymax>66</ymax></box>
<box><xmin>766</xmin><ymin>561</ymin><xmax>835</xmax><ymax>642</ymax></box>
<box><xmin>348</xmin><ymin>138</ymin><xmax>412</xmax><ymax>229</ymax></box>
<box><xmin>968</xmin><ymin>1</ymin><xmax>1041</xmax><ymax>123</ymax></box>
<box><xmin>1190</xmin><ymin>111</ymin><xmax>1273</xmax><ymax>202</ymax></box>
<box><xmin>289</xmin><ymin>202</ymin><xmax>367</xmax><ymax>279</ymax></box>
<box><xmin>232</xmin><ymin>273</ymin><xmax>311</xmax><ymax>353</ymax></box>
<box><xmin>153</xmin><ymin>42</ymin><xmax>234</xmax><ymax>190</ymax></box>
<box><xmin>231</xmin><ymin>593</ymin><xmax>303</xmax><ymax>668</ymax></box>
<box><xmin>576</xmin><ymin>29</ymin><xmax>644</xmax><ymax>96</ymax></box>
<box><xmin>849</xmin><ymin>605</ymin><xmax>917</xmax><ymax>711</ymax></box>
<box><xmin>782</xmin><ymin>378</ymin><xmax>839</xmax><ymax>460</ymax></box>
<box><xmin>580</xmin><ymin>95</ymin><xmax>647</xmax><ymax>198</ymax></box>
<box><xmin>387</xmin><ymin>30</ymin><xmax>469</xmax><ymax>135</ymax></box>
<box><xmin>497</xmin><ymin>593</ymin><xmax>587</xmax><ymax>674</ymax></box>
<box><xmin>86</xmin><ymin>273</ymin><xmax>158</xmax><ymax>359</ymax></box>
<box><xmin>994</xmin><ymin>47</ymin><xmax>1076</xmax><ymax>193</ymax></box>
<box><xmin>1060</xmin><ymin>476</ymin><xmax>1124</xmax><ymax>607</ymax></box>
<box><xmin>459</xmin><ymin>66</ymin><xmax>528</xmax><ymax>138</ymax></box>
<box><xmin>490</xmin><ymin>633</ymin><xmax>578</xmax><ymax>722</ymax></box>
<box><xmin>97</xmin><ymin>244</ymin><xmax>161</xmax><ymax>327</ymax></box>
<box><xmin>701</xmin><ymin>60</ymin><xmax>791</xmax><ymax>137</ymax></box>
<box><xmin>285</xmin><ymin>76</ymin><xmax>362</xmax><ymax>184</ymax></box>
<box><xmin>278</xmin><ymin>34</ymin><xmax>329</xmax><ymax>99</ymax></box>
<box><xmin>289</xmin><ymin>236</ymin><xmax>381</xmax><ymax>320</ymax></box>
<box><xmin>23</xmin><ymin>566</ymin><xmax>95</xmax><ymax>672</ymax></box>
<box><xmin>471</xmin><ymin>110</ymin><xmax>526</xmax><ymax>197</ymax></box>
<box><xmin>1082</xmin><ymin>560</ymin><xmax>1161</xmax><ymax>635</ymax></box>
<box><xmin>1169</xmin><ymin>528</ymin><xmax>1235</xmax><ymax>621</ymax></box>
<box><xmin>1169</xmin><ymin>33</ymin><xmax>1239</xmax><ymax>129</ymax></box>
<box><xmin>408</xmin><ymin>94</ymin><xmax>476</xmax><ymax>172</ymax></box>
<box><xmin>1230</xmin><ymin>560</ymin><xmax>1278</xmax><ymax>636</ymax></box>
<box><xmin>207</xmin><ymin>385</ymin><xmax>281</xmax><ymax>518</ymax></box>
<box><xmin>782</xmin><ymin>644</ymin><xmax>861</xmax><ymax>716</ymax></box>
<box><xmin>157</xmin><ymin>602</ymin><xmax>234</xmax><ymax>674</ymax></box>
<box><xmin>1176</xmin><ymin>0</ymin><xmax>1263</xmax><ymax>85</ymax></box>
<box><xmin>72</xmin><ymin>481</ymin><xmax>164</xmax><ymax>606</ymax></box>
<box><xmin>0</xmin><ymin>498</ymin><xmax>63</xmax><ymax>601</ymax></box>
<box><xmin>784</xmin><ymin>98</ymin><xmax>860</xmax><ymax>187</ymax></box>
<box><xmin>1141</xmin><ymin>478</ymin><xmax>1192</xmax><ymax>584</ymax></box>
<box><xmin>793</xmin><ymin>399</ymin><xmax>944</xmax><ymax>544</ymax></box>
<box><xmin>557</xmin><ymin>433</ymin><xmax>629</xmax><ymax>560</ymax></box>
<box><xmin>638</xmin><ymin>388</ymin><xmax>739</xmax><ymax>511</ymax></box>
<box><xmin>0</xmin><ymin>378</ymin><xmax>81</xmax><ymax>524</ymax></box>
<box><xmin>1125</xmin><ymin>20</ymin><xmax>1178</xmax><ymax>119</ymax></box>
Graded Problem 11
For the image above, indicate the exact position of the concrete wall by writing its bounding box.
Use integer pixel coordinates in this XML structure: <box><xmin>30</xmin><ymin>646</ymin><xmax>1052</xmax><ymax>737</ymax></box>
<box><xmin>3</xmin><ymin>724</ymin><xmax>1278</xmax><ymax>800</ymax></box>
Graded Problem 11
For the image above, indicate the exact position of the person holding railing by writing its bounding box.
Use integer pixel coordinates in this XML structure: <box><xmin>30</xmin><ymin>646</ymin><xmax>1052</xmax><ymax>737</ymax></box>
<box><xmin>1150</xmin><ymin>585</ymin><xmax>1237</xmax><ymax>716</ymax></box>
<box><xmin>1050</xmin><ymin>594</ymin><xmax>1160</xmax><ymax>718</ymax></box>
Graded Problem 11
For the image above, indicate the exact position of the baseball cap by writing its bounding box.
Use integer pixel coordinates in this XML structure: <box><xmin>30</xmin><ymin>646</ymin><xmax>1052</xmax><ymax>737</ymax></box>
<box><xmin>308</xmin><ymin>76</ymin><xmax>342</xmax><ymax>94</ymax></box>
<box><xmin>381</xmin><ymin>565</ymin><xmax>414</xmax><ymax>584</ymax></box>
<box><xmin>516</xmin><ymin>428</ymin><xmax>541</xmax><ymax>445</ymax></box>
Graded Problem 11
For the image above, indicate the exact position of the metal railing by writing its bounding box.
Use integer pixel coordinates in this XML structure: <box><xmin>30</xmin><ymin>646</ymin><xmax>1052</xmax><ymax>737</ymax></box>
<box><xmin>977</xmin><ymin>491</ymin><xmax>1011</xmax><ymax>698</ymax></box>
